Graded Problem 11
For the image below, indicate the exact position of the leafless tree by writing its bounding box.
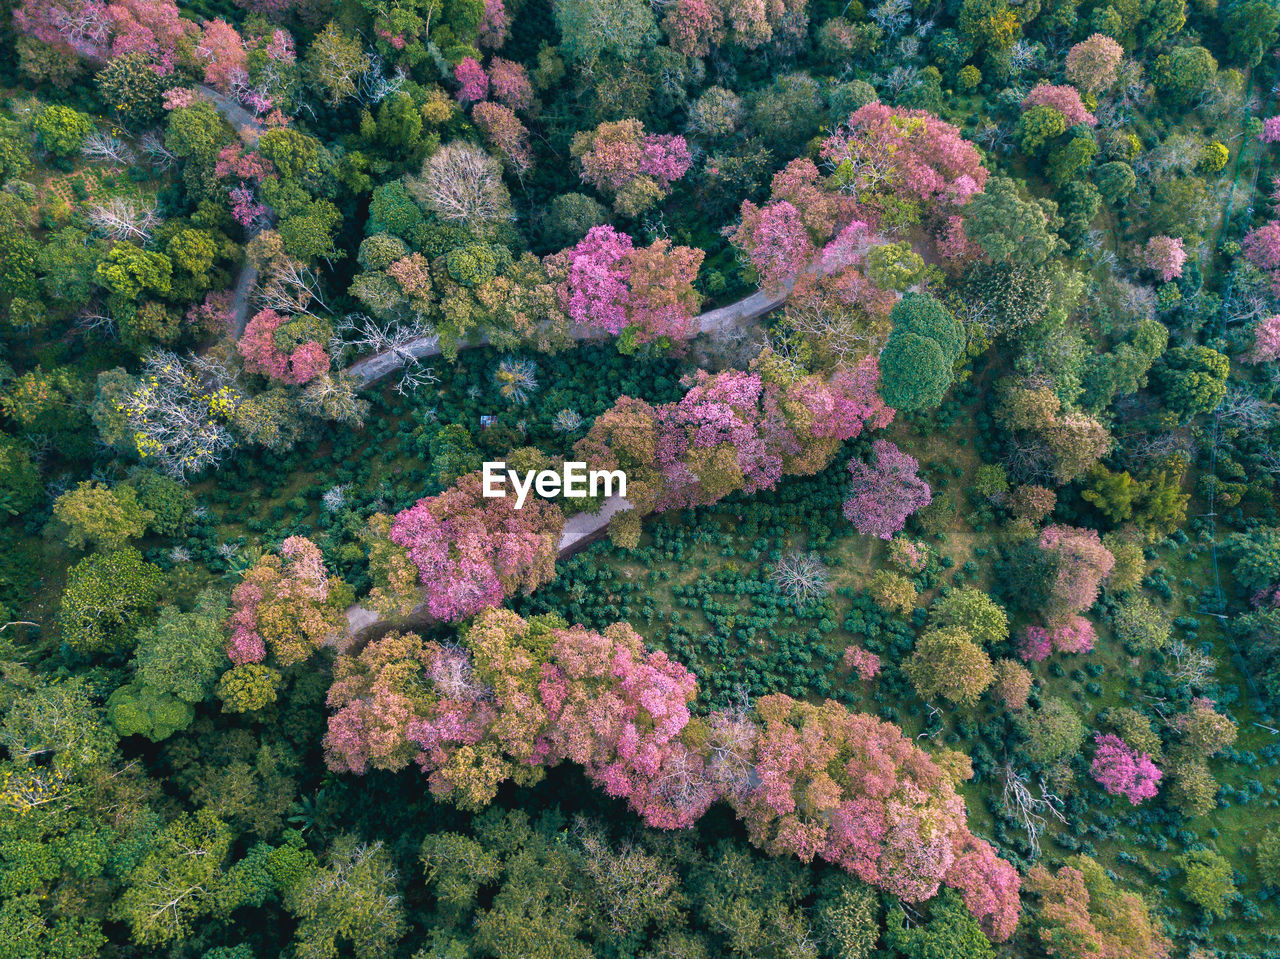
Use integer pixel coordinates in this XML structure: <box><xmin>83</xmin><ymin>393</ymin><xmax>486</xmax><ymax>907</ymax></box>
<box><xmin>1115</xmin><ymin>430</ymin><xmax>1189</xmax><ymax>470</ymax></box>
<box><xmin>256</xmin><ymin>256</ymin><xmax>328</xmax><ymax>317</ymax></box>
<box><xmin>1167</xmin><ymin>638</ymin><xmax>1217</xmax><ymax>690</ymax></box>
<box><xmin>300</xmin><ymin>373</ymin><xmax>370</xmax><ymax>427</ymax></box>
<box><xmin>118</xmin><ymin>351</ymin><xmax>242</xmax><ymax>480</ymax></box>
<box><xmin>974</xmin><ymin>121</ymin><xmax>1014</xmax><ymax>154</ymax></box>
<box><xmin>1218</xmin><ymin>385</ymin><xmax>1279</xmax><ymax>432</ymax></box>
<box><xmin>705</xmin><ymin>706</ymin><xmax>758</xmax><ymax>801</ymax></box>
<box><xmin>355</xmin><ymin>55</ymin><xmax>407</xmax><ymax>106</ymax></box>
<box><xmin>73</xmin><ymin>309</ymin><xmax>117</xmax><ymax>339</ymax></box>
<box><xmin>769</xmin><ymin>552</ymin><xmax>831</xmax><ymax>604</ymax></box>
<box><xmin>81</xmin><ymin>132</ymin><xmax>137</xmax><ymax>165</ymax></box>
<box><xmin>1001</xmin><ymin>764</ymin><xmax>1066</xmax><ymax>858</ymax></box>
<box><xmin>139</xmin><ymin>131</ymin><xmax>177</xmax><ymax>170</ymax></box>
<box><xmin>407</xmin><ymin>143</ymin><xmax>514</xmax><ymax>228</ymax></box>
<box><xmin>87</xmin><ymin>196</ymin><xmax>160</xmax><ymax>242</ymax></box>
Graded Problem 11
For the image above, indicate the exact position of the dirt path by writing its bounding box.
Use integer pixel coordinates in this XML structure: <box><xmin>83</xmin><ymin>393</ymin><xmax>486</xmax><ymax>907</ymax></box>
<box><xmin>345</xmin><ymin>248</ymin><xmax>860</xmax><ymax>385</ymax></box>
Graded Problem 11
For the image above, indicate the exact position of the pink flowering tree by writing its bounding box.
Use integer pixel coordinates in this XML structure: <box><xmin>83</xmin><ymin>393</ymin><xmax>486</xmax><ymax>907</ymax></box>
<box><xmin>383</xmin><ymin>473</ymin><xmax>565</xmax><ymax>622</ymax></box>
<box><xmin>574</xmin><ymin>361</ymin><xmax>892</xmax><ymax>514</ymax></box>
<box><xmin>322</xmin><ymin>606</ymin><xmax>1020</xmax><ymax>939</ymax></box>
<box><xmin>1245</xmin><ymin>315</ymin><xmax>1280</xmax><ymax>363</ymax></box>
<box><xmin>1243</xmin><ymin>221</ymin><xmax>1280</xmax><ymax>294</ymax></box>
<box><xmin>843</xmin><ymin>645</ymin><xmax>881</xmax><ymax>680</ymax></box>
<box><xmin>197</xmin><ymin>18</ymin><xmax>248</xmax><ymax>92</ymax></box>
<box><xmin>1021</xmin><ymin>83</ymin><xmax>1098</xmax><ymax>127</ymax></box>
<box><xmin>238</xmin><ymin>309</ymin><xmax>331</xmax><ymax>385</ymax></box>
<box><xmin>728</xmin><ymin>200</ymin><xmax>816</xmax><ymax>291</ymax></box>
<box><xmin>228</xmin><ymin>536</ymin><xmax>351</xmax><ymax>667</ymax></box>
<box><xmin>471</xmin><ymin>101</ymin><xmax>533</xmax><ymax>174</ymax></box>
<box><xmin>571</xmin><ymin>119</ymin><xmax>692</xmax><ymax>214</ymax></box>
<box><xmin>1144</xmin><ymin>235</ymin><xmax>1187</xmax><ymax>282</ymax></box>
<box><xmin>1262</xmin><ymin>116</ymin><xmax>1280</xmax><ymax>144</ymax></box>
<box><xmin>1038</xmin><ymin>525</ymin><xmax>1115</xmax><ymax>624</ymax></box>
<box><xmin>1017</xmin><ymin>616</ymin><xmax>1097</xmax><ymax>661</ymax></box>
<box><xmin>478</xmin><ymin>0</ymin><xmax>509</xmax><ymax>47</ymax></box>
<box><xmin>843</xmin><ymin>440</ymin><xmax>931</xmax><ymax>539</ymax></box>
<box><xmin>820</xmin><ymin>103</ymin><xmax>988</xmax><ymax>234</ymax></box>
<box><xmin>544</xmin><ymin>225</ymin><xmax>704</xmax><ymax>344</ymax></box>
<box><xmin>1064</xmin><ymin>34</ymin><xmax>1124</xmax><ymax>94</ymax></box>
<box><xmin>659</xmin><ymin>0</ymin><xmax>809</xmax><ymax>55</ymax></box>
<box><xmin>488</xmin><ymin>57</ymin><xmax>534</xmax><ymax>113</ymax></box>
<box><xmin>454</xmin><ymin>56</ymin><xmax>488</xmax><ymax>103</ymax></box>
<box><xmin>1091</xmin><ymin>733</ymin><xmax>1162</xmax><ymax>804</ymax></box>
<box><xmin>15</xmin><ymin>0</ymin><xmax>202</xmax><ymax>73</ymax></box>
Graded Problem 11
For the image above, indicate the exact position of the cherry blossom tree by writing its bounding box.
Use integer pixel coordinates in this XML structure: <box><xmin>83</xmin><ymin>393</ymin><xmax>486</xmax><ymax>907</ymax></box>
<box><xmin>228</xmin><ymin>536</ymin><xmax>351</xmax><ymax>667</ymax></box>
<box><xmin>453</xmin><ymin>56</ymin><xmax>488</xmax><ymax>103</ymax></box>
<box><xmin>488</xmin><ymin>58</ymin><xmax>533</xmax><ymax>112</ymax></box>
<box><xmin>1244</xmin><ymin>315</ymin><xmax>1280</xmax><ymax>363</ymax></box>
<box><xmin>198</xmin><ymin>19</ymin><xmax>248</xmax><ymax>92</ymax></box>
<box><xmin>383</xmin><ymin>473</ymin><xmax>565</xmax><ymax>622</ymax></box>
<box><xmin>1261</xmin><ymin>116</ymin><xmax>1280</xmax><ymax>143</ymax></box>
<box><xmin>843</xmin><ymin>440</ymin><xmax>931</xmax><ymax>539</ymax></box>
<box><xmin>544</xmin><ymin>225</ymin><xmax>704</xmax><ymax>344</ymax></box>
<box><xmin>820</xmin><ymin>103</ymin><xmax>988</xmax><ymax>232</ymax></box>
<box><xmin>1144</xmin><ymin>235</ymin><xmax>1186</xmax><ymax>282</ymax></box>
<box><xmin>1243</xmin><ymin>221</ymin><xmax>1280</xmax><ymax>294</ymax></box>
<box><xmin>1018</xmin><ymin>616</ymin><xmax>1097</xmax><ymax>661</ymax></box>
<box><xmin>1038</xmin><ymin>524</ymin><xmax>1115</xmax><ymax>624</ymax></box>
<box><xmin>1021</xmin><ymin>83</ymin><xmax>1098</xmax><ymax>127</ymax></box>
<box><xmin>1064</xmin><ymin>34</ymin><xmax>1124</xmax><ymax>94</ymax></box>
<box><xmin>571</xmin><ymin>119</ymin><xmax>691</xmax><ymax>214</ymax></box>
<box><xmin>728</xmin><ymin>200</ymin><xmax>815</xmax><ymax>291</ymax></box>
<box><xmin>238</xmin><ymin>309</ymin><xmax>331</xmax><ymax>385</ymax></box>
<box><xmin>1090</xmin><ymin>733</ymin><xmax>1162</xmax><ymax>804</ymax></box>
<box><xmin>471</xmin><ymin>101</ymin><xmax>532</xmax><ymax>174</ymax></box>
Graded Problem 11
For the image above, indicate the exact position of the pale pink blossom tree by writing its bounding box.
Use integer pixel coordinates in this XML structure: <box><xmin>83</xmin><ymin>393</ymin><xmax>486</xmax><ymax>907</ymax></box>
<box><xmin>238</xmin><ymin>309</ymin><xmax>331</xmax><ymax>385</ymax></box>
<box><xmin>1245</xmin><ymin>315</ymin><xmax>1280</xmax><ymax>363</ymax></box>
<box><xmin>1021</xmin><ymin>83</ymin><xmax>1098</xmax><ymax>127</ymax></box>
<box><xmin>1064</xmin><ymin>34</ymin><xmax>1124</xmax><ymax>94</ymax></box>
<box><xmin>1144</xmin><ymin>235</ymin><xmax>1186</xmax><ymax>282</ymax></box>
<box><xmin>843</xmin><ymin>440</ymin><xmax>932</xmax><ymax>540</ymax></box>
<box><xmin>1091</xmin><ymin>733</ymin><xmax>1162</xmax><ymax>804</ymax></box>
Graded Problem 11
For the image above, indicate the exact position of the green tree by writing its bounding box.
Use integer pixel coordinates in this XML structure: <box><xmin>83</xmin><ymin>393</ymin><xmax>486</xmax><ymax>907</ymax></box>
<box><xmin>96</xmin><ymin>53</ymin><xmax>167</xmax><ymax>128</ymax></box>
<box><xmin>1046</xmin><ymin>135</ymin><xmax>1098</xmax><ymax>186</ymax></box>
<box><xmin>0</xmin><ymin>674</ymin><xmax>118</xmax><ymax>769</ymax></box>
<box><xmin>132</xmin><ymin>590</ymin><xmax>231</xmax><ymax>704</ymax></box>
<box><xmin>0</xmin><ymin>117</ymin><xmax>32</xmax><ymax>181</ymax></box>
<box><xmin>1016</xmin><ymin>696</ymin><xmax>1085</xmax><ymax>764</ymax></box>
<box><xmin>964</xmin><ymin>177</ymin><xmax>1067</xmax><ymax>267</ymax></box>
<box><xmin>884</xmin><ymin>890</ymin><xmax>994</xmax><ymax>959</ymax></box>
<box><xmin>0</xmin><ymin>436</ymin><xmax>40</xmax><ymax>516</ymax></box>
<box><xmin>1222</xmin><ymin>0</ymin><xmax>1280</xmax><ymax>66</ymax></box>
<box><xmin>106</xmin><ymin>682</ymin><xmax>195</xmax><ymax>741</ymax></box>
<box><xmin>554</xmin><ymin>0</ymin><xmax>658</xmax><ymax>65</ymax></box>
<box><xmin>52</xmin><ymin>481</ymin><xmax>154</xmax><ymax>551</ymax></box>
<box><xmin>866</xmin><ymin>242</ymin><xmax>926</xmax><ymax>291</ymax></box>
<box><xmin>1153</xmin><ymin>45</ymin><xmax>1217</xmax><ymax>104</ymax></box>
<box><xmin>1258</xmin><ymin>827</ymin><xmax>1280</xmax><ymax>887</ymax></box>
<box><xmin>1154</xmin><ymin>345</ymin><xmax>1228</xmax><ymax>422</ymax></box>
<box><xmin>1017</xmin><ymin>104</ymin><xmax>1068</xmax><ymax>152</ymax></box>
<box><xmin>1176</xmin><ymin>848</ymin><xmax>1236</xmax><ymax>919</ymax></box>
<box><xmin>58</xmin><ymin>547</ymin><xmax>163</xmax><ymax>652</ymax></box>
<box><xmin>113</xmin><ymin>810</ymin><xmax>233</xmax><ymax>946</ymax></box>
<box><xmin>879</xmin><ymin>333</ymin><xmax>951</xmax><ymax>411</ymax></box>
<box><xmin>126</xmin><ymin>468</ymin><xmax>195</xmax><ymax>535</ymax></box>
<box><xmin>1094</xmin><ymin>161</ymin><xmax>1137</xmax><ymax>204</ymax></box>
<box><xmin>285</xmin><ymin>834</ymin><xmax>407</xmax><ymax>959</ymax></box>
<box><xmin>905</xmin><ymin>627</ymin><xmax>995</xmax><ymax>706</ymax></box>
<box><xmin>95</xmin><ymin>243</ymin><xmax>173</xmax><ymax>300</ymax></box>
<box><xmin>33</xmin><ymin>105</ymin><xmax>93</xmax><ymax>158</ymax></box>
<box><xmin>928</xmin><ymin>587</ymin><xmax>1009</xmax><ymax>645</ymax></box>
<box><xmin>217</xmin><ymin>664</ymin><xmax>283</xmax><ymax>713</ymax></box>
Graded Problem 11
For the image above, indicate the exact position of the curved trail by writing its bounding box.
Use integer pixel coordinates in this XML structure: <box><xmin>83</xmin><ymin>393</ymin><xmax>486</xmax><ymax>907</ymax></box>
<box><xmin>345</xmin><ymin>252</ymin><xmax>852</xmax><ymax>385</ymax></box>
<box><xmin>338</xmin><ymin>249</ymin><xmax>878</xmax><ymax>645</ymax></box>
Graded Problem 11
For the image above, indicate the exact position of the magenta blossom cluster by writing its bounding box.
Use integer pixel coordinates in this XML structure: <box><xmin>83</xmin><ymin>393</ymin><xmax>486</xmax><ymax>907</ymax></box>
<box><xmin>1090</xmin><ymin>733</ymin><xmax>1162</xmax><ymax>804</ymax></box>
<box><xmin>1017</xmin><ymin>615</ymin><xmax>1097</xmax><ymax>662</ymax></box>
<box><xmin>1021</xmin><ymin>83</ymin><xmax>1098</xmax><ymax>127</ymax></box>
<box><xmin>238</xmin><ymin>309</ymin><xmax>330</xmax><ymax>384</ymax></box>
<box><xmin>843</xmin><ymin>440</ymin><xmax>932</xmax><ymax>540</ymax></box>
<box><xmin>323</xmin><ymin>608</ymin><xmax>1021</xmax><ymax>941</ymax></box>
